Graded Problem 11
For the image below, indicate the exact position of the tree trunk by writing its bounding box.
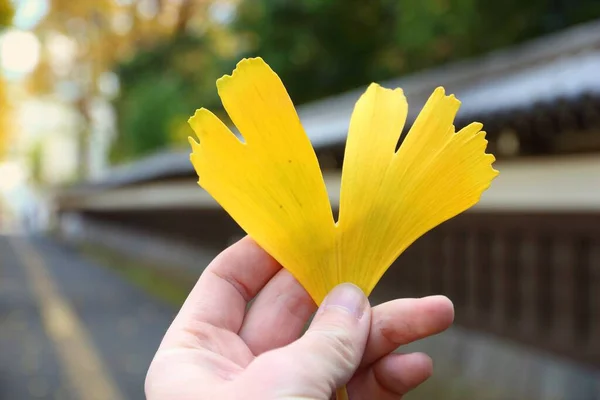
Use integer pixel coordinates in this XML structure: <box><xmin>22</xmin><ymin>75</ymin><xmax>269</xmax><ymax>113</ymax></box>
<box><xmin>175</xmin><ymin>0</ymin><xmax>194</xmax><ymax>36</ymax></box>
<box><xmin>75</xmin><ymin>98</ymin><xmax>91</xmax><ymax>180</ymax></box>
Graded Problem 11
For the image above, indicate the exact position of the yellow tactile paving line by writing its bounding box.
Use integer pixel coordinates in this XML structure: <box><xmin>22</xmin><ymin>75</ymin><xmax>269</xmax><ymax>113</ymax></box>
<box><xmin>10</xmin><ymin>237</ymin><xmax>125</xmax><ymax>400</ymax></box>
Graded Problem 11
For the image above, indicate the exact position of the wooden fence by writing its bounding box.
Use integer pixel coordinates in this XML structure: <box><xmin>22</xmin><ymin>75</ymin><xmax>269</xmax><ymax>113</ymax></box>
<box><xmin>374</xmin><ymin>211</ymin><xmax>600</xmax><ymax>367</ymax></box>
<box><xmin>77</xmin><ymin>208</ymin><xmax>600</xmax><ymax>367</ymax></box>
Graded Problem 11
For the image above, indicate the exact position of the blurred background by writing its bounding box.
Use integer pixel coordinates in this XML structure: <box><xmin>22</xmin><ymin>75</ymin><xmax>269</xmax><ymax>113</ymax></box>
<box><xmin>1</xmin><ymin>0</ymin><xmax>600</xmax><ymax>399</ymax></box>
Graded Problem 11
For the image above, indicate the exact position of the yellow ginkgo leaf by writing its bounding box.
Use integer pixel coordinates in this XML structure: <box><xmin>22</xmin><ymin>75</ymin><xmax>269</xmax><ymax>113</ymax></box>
<box><xmin>189</xmin><ymin>57</ymin><xmax>498</xmax><ymax>305</ymax></box>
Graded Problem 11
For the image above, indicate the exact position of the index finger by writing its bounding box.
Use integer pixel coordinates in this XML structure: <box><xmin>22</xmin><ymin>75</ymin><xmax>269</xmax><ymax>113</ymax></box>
<box><xmin>165</xmin><ymin>236</ymin><xmax>281</xmax><ymax>339</ymax></box>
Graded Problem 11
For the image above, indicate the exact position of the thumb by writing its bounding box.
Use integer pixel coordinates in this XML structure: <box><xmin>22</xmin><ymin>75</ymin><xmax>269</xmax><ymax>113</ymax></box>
<box><xmin>244</xmin><ymin>283</ymin><xmax>371</xmax><ymax>399</ymax></box>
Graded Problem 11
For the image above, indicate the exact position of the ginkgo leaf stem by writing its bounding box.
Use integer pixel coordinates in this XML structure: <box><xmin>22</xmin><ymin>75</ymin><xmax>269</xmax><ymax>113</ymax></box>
<box><xmin>336</xmin><ymin>385</ymin><xmax>349</xmax><ymax>400</ymax></box>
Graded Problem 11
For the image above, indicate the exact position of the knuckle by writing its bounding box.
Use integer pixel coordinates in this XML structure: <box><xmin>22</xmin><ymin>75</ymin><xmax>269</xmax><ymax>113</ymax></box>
<box><xmin>310</xmin><ymin>324</ymin><xmax>357</xmax><ymax>363</ymax></box>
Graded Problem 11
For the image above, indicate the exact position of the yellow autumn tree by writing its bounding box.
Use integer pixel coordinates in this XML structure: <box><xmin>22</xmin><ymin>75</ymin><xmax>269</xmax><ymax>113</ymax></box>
<box><xmin>27</xmin><ymin>0</ymin><xmax>212</xmax><ymax>176</ymax></box>
<box><xmin>0</xmin><ymin>0</ymin><xmax>14</xmax><ymax>158</ymax></box>
<box><xmin>0</xmin><ymin>76</ymin><xmax>10</xmax><ymax>158</ymax></box>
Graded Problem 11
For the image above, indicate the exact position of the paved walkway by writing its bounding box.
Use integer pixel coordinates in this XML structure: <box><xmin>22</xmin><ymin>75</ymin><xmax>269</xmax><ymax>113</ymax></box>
<box><xmin>2</xmin><ymin>234</ymin><xmax>599</xmax><ymax>400</ymax></box>
<box><xmin>0</xmin><ymin>235</ymin><xmax>176</xmax><ymax>400</ymax></box>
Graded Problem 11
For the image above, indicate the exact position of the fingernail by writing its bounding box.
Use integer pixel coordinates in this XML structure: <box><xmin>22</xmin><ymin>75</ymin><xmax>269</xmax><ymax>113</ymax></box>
<box><xmin>323</xmin><ymin>283</ymin><xmax>367</xmax><ymax>319</ymax></box>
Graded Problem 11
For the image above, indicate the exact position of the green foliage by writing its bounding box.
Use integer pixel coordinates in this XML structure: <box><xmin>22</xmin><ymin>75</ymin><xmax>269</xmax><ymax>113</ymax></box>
<box><xmin>111</xmin><ymin>76</ymin><xmax>185</xmax><ymax>162</ymax></box>
<box><xmin>27</xmin><ymin>139</ymin><xmax>44</xmax><ymax>186</ymax></box>
<box><xmin>111</xmin><ymin>0</ymin><xmax>600</xmax><ymax>162</ymax></box>
<box><xmin>233</xmin><ymin>0</ymin><xmax>401</xmax><ymax>105</ymax></box>
<box><xmin>233</xmin><ymin>0</ymin><xmax>600</xmax><ymax>105</ymax></box>
<box><xmin>110</xmin><ymin>34</ymin><xmax>226</xmax><ymax>164</ymax></box>
<box><xmin>0</xmin><ymin>0</ymin><xmax>13</xmax><ymax>28</ymax></box>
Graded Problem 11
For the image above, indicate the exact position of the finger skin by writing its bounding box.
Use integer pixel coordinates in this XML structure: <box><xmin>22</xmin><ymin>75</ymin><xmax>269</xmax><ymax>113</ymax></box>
<box><xmin>362</xmin><ymin>296</ymin><xmax>454</xmax><ymax>366</ymax></box>
<box><xmin>239</xmin><ymin>269</ymin><xmax>317</xmax><ymax>355</ymax></box>
<box><xmin>241</xmin><ymin>279</ymin><xmax>454</xmax><ymax>359</ymax></box>
<box><xmin>349</xmin><ymin>352</ymin><xmax>433</xmax><ymax>399</ymax></box>
<box><xmin>241</xmin><ymin>284</ymin><xmax>372</xmax><ymax>399</ymax></box>
<box><xmin>163</xmin><ymin>237</ymin><xmax>281</xmax><ymax>347</ymax></box>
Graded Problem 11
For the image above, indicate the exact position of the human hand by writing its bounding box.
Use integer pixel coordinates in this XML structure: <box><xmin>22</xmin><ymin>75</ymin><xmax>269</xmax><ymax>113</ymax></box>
<box><xmin>145</xmin><ymin>237</ymin><xmax>454</xmax><ymax>399</ymax></box>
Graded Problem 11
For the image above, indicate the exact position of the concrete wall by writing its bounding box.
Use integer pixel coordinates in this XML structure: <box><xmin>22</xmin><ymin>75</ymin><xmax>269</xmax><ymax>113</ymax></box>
<box><xmin>58</xmin><ymin>211</ymin><xmax>227</xmax><ymax>279</ymax></box>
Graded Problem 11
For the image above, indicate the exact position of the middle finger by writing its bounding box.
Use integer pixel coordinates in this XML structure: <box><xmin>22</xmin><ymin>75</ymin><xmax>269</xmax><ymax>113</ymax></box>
<box><xmin>239</xmin><ymin>269</ymin><xmax>317</xmax><ymax>355</ymax></box>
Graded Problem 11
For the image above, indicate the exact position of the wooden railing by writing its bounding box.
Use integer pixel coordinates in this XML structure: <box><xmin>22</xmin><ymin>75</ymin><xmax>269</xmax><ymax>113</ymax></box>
<box><xmin>374</xmin><ymin>212</ymin><xmax>600</xmax><ymax>367</ymax></box>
